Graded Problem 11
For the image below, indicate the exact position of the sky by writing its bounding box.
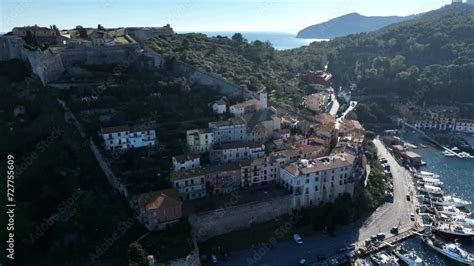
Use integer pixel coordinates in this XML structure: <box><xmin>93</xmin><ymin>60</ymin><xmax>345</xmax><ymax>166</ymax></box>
<box><xmin>0</xmin><ymin>0</ymin><xmax>451</xmax><ymax>33</ymax></box>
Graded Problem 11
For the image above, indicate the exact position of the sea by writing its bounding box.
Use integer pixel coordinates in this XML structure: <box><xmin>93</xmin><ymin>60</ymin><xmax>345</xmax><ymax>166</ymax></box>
<box><xmin>177</xmin><ymin>31</ymin><xmax>326</xmax><ymax>50</ymax></box>
<box><xmin>400</xmin><ymin>133</ymin><xmax>474</xmax><ymax>265</ymax></box>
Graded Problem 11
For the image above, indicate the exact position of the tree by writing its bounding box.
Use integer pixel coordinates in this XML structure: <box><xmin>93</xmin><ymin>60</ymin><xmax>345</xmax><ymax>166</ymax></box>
<box><xmin>128</xmin><ymin>242</ymin><xmax>147</xmax><ymax>265</ymax></box>
<box><xmin>231</xmin><ymin>33</ymin><xmax>246</xmax><ymax>44</ymax></box>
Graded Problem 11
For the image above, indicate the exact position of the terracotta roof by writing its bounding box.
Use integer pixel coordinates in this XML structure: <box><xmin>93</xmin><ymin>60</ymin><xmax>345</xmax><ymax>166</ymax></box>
<box><xmin>138</xmin><ymin>189</ymin><xmax>181</xmax><ymax>211</ymax></box>
<box><xmin>283</xmin><ymin>153</ymin><xmax>354</xmax><ymax>176</ymax></box>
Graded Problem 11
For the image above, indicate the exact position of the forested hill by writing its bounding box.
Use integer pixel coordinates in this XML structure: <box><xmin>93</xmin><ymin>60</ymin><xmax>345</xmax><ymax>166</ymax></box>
<box><xmin>286</xmin><ymin>4</ymin><xmax>474</xmax><ymax>103</ymax></box>
<box><xmin>296</xmin><ymin>12</ymin><xmax>414</xmax><ymax>39</ymax></box>
<box><xmin>147</xmin><ymin>4</ymin><xmax>474</xmax><ymax>106</ymax></box>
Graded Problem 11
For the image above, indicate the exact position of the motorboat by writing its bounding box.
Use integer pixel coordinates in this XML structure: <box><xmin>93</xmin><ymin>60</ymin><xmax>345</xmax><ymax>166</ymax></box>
<box><xmin>453</xmin><ymin>216</ymin><xmax>474</xmax><ymax>229</ymax></box>
<box><xmin>370</xmin><ymin>250</ymin><xmax>399</xmax><ymax>265</ymax></box>
<box><xmin>392</xmin><ymin>246</ymin><xmax>423</xmax><ymax>266</ymax></box>
<box><xmin>418</xmin><ymin>184</ymin><xmax>443</xmax><ymax>195</ymax></box>
<box><xmin>432</xmin><ymin>196</ymin><xmax>472</xmax><ymax>208</ymax></box>
<box><xmin>423</xmin><ymin>236</ymin><xmax>474</xmax><ymax>265</ymax></box>
<box><xmin>435</xmin><ymin>206</ymin><xmax>470</xmax><ymax>217</ymax></box>
<box><xmin>415</xmin><ymin>171</ymin><xmax>440</xmax><ymax>179</ymax></box>
<box><xmin>434</xmin><ymin>223</ymin><xmax>474</xmax><ymax>238</ymax></box>
<box><xmin>443</xmin><ymin>150</ymin><xmax>457</xmax><ymax>157</ymax></box>
<box><xmin>417</xmin><ymin>177</ymin><xmax>443</xmax><ymax>187</ymax></box>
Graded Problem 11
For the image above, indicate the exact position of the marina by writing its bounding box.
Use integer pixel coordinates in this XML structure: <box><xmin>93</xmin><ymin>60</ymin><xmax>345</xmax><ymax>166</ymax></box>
<box><xmin>352</xmin><ymin>133</ymin><xmax>474</xmax><ymax>265</ymax></box>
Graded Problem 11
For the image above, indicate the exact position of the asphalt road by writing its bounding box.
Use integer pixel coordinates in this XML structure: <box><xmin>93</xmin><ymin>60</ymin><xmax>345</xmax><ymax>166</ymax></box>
<box><xmin>357</xmin><ymin>138</ymin><xmax>415</xmax><ymax>241</ymax></box>
<box><xmin>219</xmin><ymin>138</ymin><xmax>415</xmax><ymax>265</ymax></box>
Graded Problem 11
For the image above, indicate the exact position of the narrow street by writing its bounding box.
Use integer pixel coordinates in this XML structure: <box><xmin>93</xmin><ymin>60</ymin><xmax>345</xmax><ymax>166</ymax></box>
<box><xmin>356</xmin><ymin>137</ymin><xmax>415</xmax><ymax>241</ymax></box>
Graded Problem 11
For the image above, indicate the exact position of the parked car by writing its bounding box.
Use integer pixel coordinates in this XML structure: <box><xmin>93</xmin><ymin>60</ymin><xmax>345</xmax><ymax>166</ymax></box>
<box><xmin>299</xmin><ymin>258</ymin><xmax>306</xmax><ymax>265</ymax></box>
<box><xmin>211</xmin><ymin>255</ymin><xmax>218</xmax><ymax>264</ymax></box>
<box><xmin>391</xmin><ymin>226</ymin><xmax>399</xmax><ymax>234</ymax></box>
<box><xmin>293</xmin><ymin>233</ymin><xmax>303</xmax><ymax>244</ymax></box>
<box><xmin>410</xmin><ymin>213</ymin><xmax>415</xmax><ymax>221</ymax></box>
<box><xmin>377</xmin><ymin>233</ymin><xmax>386</xmax><ymax>240</ymax></box>
<box><xmin>406</xmin><ymin>193</ymin><xmax>411</xmax><ymax>201</ymax></box>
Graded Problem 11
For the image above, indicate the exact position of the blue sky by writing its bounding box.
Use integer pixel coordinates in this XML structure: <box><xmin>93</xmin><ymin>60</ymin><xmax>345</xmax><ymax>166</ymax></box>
<box><xmin>1</xmin><ymin>0</ymin><xmax>450</xmax><ymax>33</ymax></box>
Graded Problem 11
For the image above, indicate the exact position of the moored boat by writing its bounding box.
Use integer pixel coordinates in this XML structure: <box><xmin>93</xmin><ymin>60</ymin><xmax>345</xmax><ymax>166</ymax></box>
<box><xmin>423</xmin><ymin>236</ymin><xmax>474</xmax><ymax>265</ymax></box>
<box><xmin>392</xmin><ymin>246</ymin><xmax>423</xmax><ymax>266</ymax></box>
<box><xmin>435</xmin><ymin>206</ymin><xmax>470</xmax><ymax>217</ymax></box>
<box><xmin>434</xmin><ymin>223</ymin><xmax>474</xmax><ymax>238</ymax></box>
<box><xmin>432</xmin><ymin>196</ymin><xmax>472</xmax><ymax>208</ymax></box>
<box><xmin>418</xmin><ymin>184</ymin><xmax>443</xmax><ymax>195</ymax></box>
<box><xmin>371</xmin><ymin>250</ymin><xmax>399</xmax><ymax>265</ymax></box>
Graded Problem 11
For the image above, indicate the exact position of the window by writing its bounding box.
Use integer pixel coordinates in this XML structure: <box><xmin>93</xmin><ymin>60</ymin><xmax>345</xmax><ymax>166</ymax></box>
<box><xmin>185</xmin><ymin>180</ymin><xmax>188</xmax><ymax>186</ymax></box>
<box><xmin>306</xmin><ymin>179</ymin><xmax>309</xmax><ymax>184</ymax></box>
<box><xmin>191</xmin><ymin>179</ymin><xmax>194</xmax><ymax>185</ymax></box>
<box><xmin>175</xmin><ymin>182</ymin><xmax>179</xmax><ymax>188</ymax></box>
<box><xmin>315</xmin><ymin>185</ymin><xmax>318</xmax><ymax>191</ymax></box>
<box><xmin>315</xmin><ymin>177</ymin><xmax>319</xmax><ymax>182</ymax></box>
<box><xmin>305</xmin><ymin>188</ymin><xmax>309</xmax><ymax>194</ymax></box>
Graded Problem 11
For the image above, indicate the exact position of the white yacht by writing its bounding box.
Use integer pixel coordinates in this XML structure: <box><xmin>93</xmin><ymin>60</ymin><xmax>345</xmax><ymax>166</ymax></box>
<box><xmin>432</xmin><ymin>196</ymin><xmax>472</xmax><ymax>208</ymax></box>
<box><xmin>436</xmin><ymin>206</ymin><xmax>470</xmax><ymax>217</ymax></box>
<box><xmin>418</xmin><ymin>184</ymin><xmax>443</xmax><ymax>195</ymax></box>
<box><xmin>371</xmin><ymin>251</ymin><xmax>399</xmax><ymax>265</ymax></box>
<box><xmin>418</xmin><ymin>177</ymin><xmax>443</xmax><ymax>186</ymax></box>
<box><xmin>392</xmin><ymin>246</ymin><xmax>423</xmax><ymax>266</ymax></box>
<box><xmin>423</xmin><ymin>237</ymin><xmax>474</xmax><ymax>265</ymax></box>
<box><xmin>434</xmin><ymin>222</ymin><xmax>474</xmax><ymax>238</ymax></box>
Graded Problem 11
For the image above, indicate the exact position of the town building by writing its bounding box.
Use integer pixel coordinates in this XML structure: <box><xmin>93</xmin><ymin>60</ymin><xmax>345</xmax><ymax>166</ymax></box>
<box><xmin>209</xmin><ymin>117</ymin><xmax>247</xmax><ymax>144</ymax></box>
<box><xmin>186</xmin><ymin>128</ymin><xmax>214</xmax><ymax>154</ymax></box>
<box><xmin>240</xmin><ymin>156</ymin><xmax>279</xmax><ymax>188</ymax></box>
<box><xmin>210</xmin><ymin>99</ymin><xmax>227</xmax><ymax>114</ymax></box>
<box><xmin>392</xmin><ymin>145</ymin><xmax>423</xmax><ymax>167</ymax></box>
<box><xmin>125</xmin><ymin>25</ymin><xmax>174</xmax><ymax>43</ymax></box>
<box><xmin>171</xmin><ymin>170</ymin><xmax>206</xmax><ymax>200</ymax></box>
<box><xmin>99</xmin><ymin>124</ymin><xmax>156</xmax><ymax>151</ymax></box>
<box><xmin>136</xmin><ymin>189</ymin><xmax>182</xmax><ymax>229</ymax></box>
<box><xmin>273</xmin><ymin>144</ymin><xmax>326</xmax><ymax>166</ymax></box>
<box><xmin>210</xmin><ymin>142</ymin><xmax>265</xmax><ymax>164</ymax></box>
<box><xmin>229</xmin><ymin>99</ymin><xmax>260</xmax><ymax>116</ymax></box>
<box><xmin>301</xmin><ymin>70</ymin><xmax>333</xmax><ymax>89</ymax></box>
<box><xmin>12</xmin><ymin>25</ymin><xmax>56</xmax><ymax>37</ymax></box>
<box><xmin>229</xmin><ymin>91</ymin><xmax>268</xmax><ymax>117</ymax></box>
<box><xmin>204</xmin><ymin>163</ymin><xmax>241</xmax><ymax>194</ymax></box>
<box><xmin>455</xmin><ymin>119</ymin><xmax>474</xmax><ymax>133</ymax></box>
<box><xmin>280</xmin><ymin>153</ymin><xmax>356</xmax><ymax>208</ymax></box>
<box><xmin>414</xmin><ymin>106</ymin><xmax>458</xmax><ymax>131</ymax></box>
<box><xmin>243</xmin><ymin>108</ymin><xmax>281</xmax><ymax>143</ymax></box>
<box><xmin>338</xmin><ymin>119</ymin><xmax>365</xmax><ymax>141</ymax></box>
<box><xmin>304</xmin><ymin>92</ymin><xmax>332</xmax><ymax>113</ymax></box>
<box><xmin>172</xmin><ymin>154</ymin><xmax>201</xmax><ymax>172</ymax></box>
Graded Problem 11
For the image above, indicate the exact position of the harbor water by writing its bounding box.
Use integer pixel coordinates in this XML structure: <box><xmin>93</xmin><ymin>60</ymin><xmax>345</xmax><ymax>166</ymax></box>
<box><xmin>400</xmin><ymin>133</ymin><xmax>474</xmax><ymax>265</ymax></box>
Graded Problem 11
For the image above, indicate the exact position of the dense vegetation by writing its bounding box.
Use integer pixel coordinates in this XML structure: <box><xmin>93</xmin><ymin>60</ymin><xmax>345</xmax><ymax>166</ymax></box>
<box><xmin>147</xmin><ymin>4</ymin><xmax>474</xmax><ymax>107</ymax></box>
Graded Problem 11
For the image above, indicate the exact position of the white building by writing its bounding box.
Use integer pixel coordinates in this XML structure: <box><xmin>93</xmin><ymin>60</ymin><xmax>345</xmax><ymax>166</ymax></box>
<box><xmin>186</xmin><ymin>128</ymin><xmax>214</xmax><ymax>154</ymax></box>
<box><xmin>210</xmin><ymin>142</ymin><xmax>265</xmax><ymax>164</ymax></box>
<box><xmin>210</xmin><ymin>99</ymin><xmax>227</xmax><ymax>114</ymax></box>
<box><xmin>172</xmin><ymin>154</ymin><xmax>201</xmax><ymax>172</ymax></box>
<box><xmin>455</xmin><ymin>119</ymin><xmax>474</xmax><ymax>133</ymax></box>
<box><xmin>229</xmin><ymin>91</ymin><xmax>268</xmax><ymax>117</ymax></box>
<box><xmin>209</xmin><ymin>117</ymin><xmax>247</xmax><ymax>144</ymax></box>
<box><xmin>280</xmin><ymin>153</ymin><xmax>356</xmax><ymax>208</ymax></box>
<box><xmin>99</xmin><ymin>125</ymin><xmax>156</xmax><ymax>151</ymax></box>
<box><xmin>171</xmin><ymin>170</ymin><xmax>207</xmax><ymax>200</ymax></box>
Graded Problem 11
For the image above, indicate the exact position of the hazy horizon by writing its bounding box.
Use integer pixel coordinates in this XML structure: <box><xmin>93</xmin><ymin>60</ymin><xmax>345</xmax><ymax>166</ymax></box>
<box><xmin>1</xmin><ymin>0</ymin><xmax>451</xmax><ymax>33</ymax></box>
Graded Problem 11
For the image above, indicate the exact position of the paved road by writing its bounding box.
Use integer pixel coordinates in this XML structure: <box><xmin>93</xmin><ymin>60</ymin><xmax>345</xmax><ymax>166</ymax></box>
<box><xmin>219</xmin><ymin>138</ymin><xmax>415</xmax><ymax>265</ymax></box>
<box><xmin>357</xmin><ymin>138</ymin><xmax>415</xmax><ymax>241</ymax></box>
<box><xmin>329</xmin><ymin>94</ymin><xmax>340</xmax><ymax>117</ymax></box>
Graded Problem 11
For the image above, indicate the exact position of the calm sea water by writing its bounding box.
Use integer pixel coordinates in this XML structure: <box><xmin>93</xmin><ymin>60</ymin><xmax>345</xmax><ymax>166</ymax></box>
<box><xmin>400</xmin><ymin>133</ymin><xmax>474</xmax><ymax>265</ymax></box>
<box><xmin>178</xmin><ymin>31</ymin><xmax>326</xmax><ymax>50</ymax></box>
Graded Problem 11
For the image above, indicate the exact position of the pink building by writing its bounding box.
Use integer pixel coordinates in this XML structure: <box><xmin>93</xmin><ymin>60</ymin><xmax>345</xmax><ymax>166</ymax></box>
<box><xmin>204</xmin><ymin>163</ymin><xmax>241</xmax><ymax>194</ymax></box>
<box><xmin>137</xmin><ymin>189</ymin><xmax>182</xmax><ymax>229</ymax></box>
